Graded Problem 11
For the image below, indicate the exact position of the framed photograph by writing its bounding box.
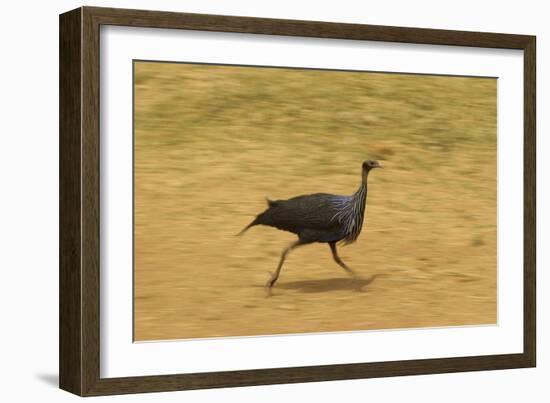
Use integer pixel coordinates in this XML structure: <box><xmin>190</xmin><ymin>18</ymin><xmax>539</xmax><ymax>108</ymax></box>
<box><xmin>59</xmin><ymin>6</ymin><xmax>536</xmax><ymax>396</ymax></box>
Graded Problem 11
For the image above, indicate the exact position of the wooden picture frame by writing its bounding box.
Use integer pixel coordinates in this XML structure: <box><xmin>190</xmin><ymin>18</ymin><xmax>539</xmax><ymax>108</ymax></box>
<box><xmin>59</xmin><ymin>6</ymin><xmax>536</xmax><ymax>396</ymax></box>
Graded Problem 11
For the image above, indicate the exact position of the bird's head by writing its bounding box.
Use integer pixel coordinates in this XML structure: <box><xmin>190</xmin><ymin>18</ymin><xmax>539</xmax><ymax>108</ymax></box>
<box><xmin>362</xmin><ymin>160</ymin><xmax>382</xmax><ymax>183</ymax></box>
<box><xmin>362</xmin><ymin>160</ymin><xmax>382</xmax><ymax>171</ymax></box>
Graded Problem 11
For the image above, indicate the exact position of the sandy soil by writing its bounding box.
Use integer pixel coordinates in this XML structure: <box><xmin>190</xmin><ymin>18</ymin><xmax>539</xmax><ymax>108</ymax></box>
<box><xmin>133</xmin><ymin>62</ymin><xmax>496</xmax><ymax>341</ymax></box>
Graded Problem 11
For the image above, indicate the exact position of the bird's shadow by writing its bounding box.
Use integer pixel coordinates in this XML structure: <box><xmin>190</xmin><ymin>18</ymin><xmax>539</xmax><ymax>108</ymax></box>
<box><xmin>276</xmin><ymin>274</ymin><xmax>380</xmax><ymax>293</ymax></box>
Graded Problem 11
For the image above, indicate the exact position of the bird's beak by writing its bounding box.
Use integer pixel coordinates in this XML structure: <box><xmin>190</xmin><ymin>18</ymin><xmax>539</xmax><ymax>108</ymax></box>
<box><xmin>377</xmin><ymin>164</ymin><xmax>383</xmax><ymax>169</ymax></box>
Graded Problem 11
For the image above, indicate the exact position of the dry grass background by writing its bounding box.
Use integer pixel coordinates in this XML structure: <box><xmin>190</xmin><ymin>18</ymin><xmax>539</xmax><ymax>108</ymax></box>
<box><xmin>134</xmin><ymin>61</ymin><xmax>496</xmax><ymax>341</ymax></box>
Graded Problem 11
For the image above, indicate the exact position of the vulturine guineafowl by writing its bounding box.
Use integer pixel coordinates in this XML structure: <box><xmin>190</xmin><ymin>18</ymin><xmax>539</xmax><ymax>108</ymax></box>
<box><xmin>239</xmin><ymin>159</ymin><xmax>382</xmax><ymax>290</ymax></box>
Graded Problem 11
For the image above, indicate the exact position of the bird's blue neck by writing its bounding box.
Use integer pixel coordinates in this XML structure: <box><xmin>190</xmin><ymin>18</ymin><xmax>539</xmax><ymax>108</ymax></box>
<box><xmin>353</xmin><ymin>183</ymin><xmax>368</xmax><ymax>202</ymax></box>
<box><xmin>337</xmin><ymin>182</ymin><xmax>368</xmax><ymax>244</ymax></box>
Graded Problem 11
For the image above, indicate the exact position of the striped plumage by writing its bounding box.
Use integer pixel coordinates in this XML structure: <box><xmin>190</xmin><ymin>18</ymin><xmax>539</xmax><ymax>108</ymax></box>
<box><xmin>239</xmin><ymin>159</ymin><xmax>382</xmax><ymax>291</ymax></box>
<box><xmin>329</xmin><ymin>183</ymin><xmax>367</xmax><ymax>244</ymax></box>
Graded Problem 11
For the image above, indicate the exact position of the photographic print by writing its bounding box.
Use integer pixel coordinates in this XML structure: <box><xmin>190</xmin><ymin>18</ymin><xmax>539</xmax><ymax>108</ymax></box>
<box><xmin>60</xmin><ymin>7</ymin><xmax>536</xmax><ymax>395</ymax></box>
<box><xmin>133</xmin><ymin>61</ymin><xmax>497</xmax><ymax>342</ymax></box>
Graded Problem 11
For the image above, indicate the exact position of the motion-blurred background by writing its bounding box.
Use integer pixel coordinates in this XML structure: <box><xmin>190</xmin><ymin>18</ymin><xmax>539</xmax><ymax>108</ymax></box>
<box><xmin>134</xmin><ymin>61</ymin><xmax>496</xmax><ymax>341</ymax></box>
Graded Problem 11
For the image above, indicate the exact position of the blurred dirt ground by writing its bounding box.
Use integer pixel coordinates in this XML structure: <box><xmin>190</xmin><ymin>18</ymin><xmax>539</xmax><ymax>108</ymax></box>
<box><xmin>134</xmin><ymin>61</ymin><xmax>496</xmax><ymax>341</ymax></box>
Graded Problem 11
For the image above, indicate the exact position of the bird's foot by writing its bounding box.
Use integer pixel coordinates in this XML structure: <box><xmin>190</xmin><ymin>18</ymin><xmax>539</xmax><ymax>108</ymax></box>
<box><xmin>265</xmin><ymin>271</ymin><xmax>277</xmax><ymax>287</ymax></box>
<box><xmin>264</xmin><ymin>272</ymin><xmax>277</xmax><ymax>297</ymax></box>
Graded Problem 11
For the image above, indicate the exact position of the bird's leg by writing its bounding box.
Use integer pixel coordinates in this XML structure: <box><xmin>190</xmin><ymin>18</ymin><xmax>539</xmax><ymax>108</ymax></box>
<box><xmin>329</xmin><ymin>242</ymin><xmax>357</xmax><ymax>278</ymax></box>
<box><xmin>266</xmin><ymin>239</ymin><xmax>303</xmax><ymax>290</ymax></box>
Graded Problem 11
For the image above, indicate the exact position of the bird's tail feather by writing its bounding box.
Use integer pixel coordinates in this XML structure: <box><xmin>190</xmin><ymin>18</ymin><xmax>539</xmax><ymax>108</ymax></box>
<box><xmin>237</xmin><ymin>198</ymin><xmax>275</xmax><ymax>236</ymax></box>
<box><xmin>236</xmin><ymin>218</ymin><xmax>259</xmax><ymax>236</ymax></box>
